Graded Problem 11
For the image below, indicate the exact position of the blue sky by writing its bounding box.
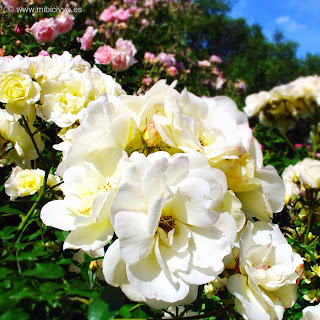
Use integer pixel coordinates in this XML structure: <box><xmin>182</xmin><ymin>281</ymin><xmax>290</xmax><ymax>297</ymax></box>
<box><xmin>229</xmin><ymin>0</ymin><xmax>320</xmax><ymax>58</ymax></box>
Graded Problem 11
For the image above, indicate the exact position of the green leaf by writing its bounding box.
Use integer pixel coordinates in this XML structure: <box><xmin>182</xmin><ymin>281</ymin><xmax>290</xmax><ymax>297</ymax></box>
<box><xmin>23</xmin><ymin>263</ymin><xmax>65</xmax><ymax>279</ymax></box>
<box><xmin>0</xmin><ymin>226</ymin><xmax>17</xmax><ymax>239</ymax></box>
<box><xmin>0</xmin><ymin>205</ymin><xmax>25</xmax><ymax>215</ymax></box>
<box><xmin>0</xmin><ymin>267</ymin><xmax>14</xmax><ymax>279</ymax></box>
<box><xmin>0</xmin><ymin>308</ymin><xmax>29</xmax><ymax>320</ymax></box>
<box><xmin>300</xmin><ymin>244</ymin><xmax>316</xmax><ymax>263</ymax></box>
<box><xmin>87</xmin><ymin>299</ymin><xmax>118</xmax><ymax>320</ymax></box>
<box><xmin>100</xmin><ymin>286</ymin><xmax>125</xmax><ymax>311</ymax></box>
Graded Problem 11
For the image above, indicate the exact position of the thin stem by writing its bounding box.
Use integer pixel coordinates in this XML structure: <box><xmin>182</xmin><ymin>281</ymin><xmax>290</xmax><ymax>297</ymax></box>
<box><xmin>21</xmin><ymin>115</ymin><xmax>41</xmax><ymax>158</ymax></box>
<box><xmin>278</xmin><ymin>129</ymin><xmax>299</xmax><ymax>156</ymax></box>
<box><xmin>304</xmin><ymin>189</ymin><xmax>316</xmax><ymax>245</ymax></box>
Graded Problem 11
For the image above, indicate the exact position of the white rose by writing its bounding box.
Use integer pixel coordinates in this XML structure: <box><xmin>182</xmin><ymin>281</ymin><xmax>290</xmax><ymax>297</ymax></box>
<box><xmin>244</xmin><ymin>91</ymin><xmax>271</xmax><ymax>117</ymax></box>
<box><xmin>38</xmin><ymin>70</ymin><xmax>92</xmax><ymax>127</ymax></box>
<box><xmin>103</xmin><ymin>151</ymin><xmax>237</xmax><ymax>309</ymax></box>
<box><xmin>227</xmin><ymin>221</ymin><xmax>304</xmax><ymax>320</ymax></box>
<box><xmin>0</xmin><ymin>109</ymin><xmax>44</xmax><ymax>167</ymax></box>
<box><xmin>298</xmin><ymin>158</ymin><xmax>320</xmax><ymax>189</ymax></box>
<box><xmin>41</xmin><ymin>147</ymin><xmax>131</xmax><ymax>251</ymax></box>
<box><xmin>0</xmin><ymin>70</ymin><xmax>40</xmax><ymax>116</ymax></box>
<box><xmin>5</xmin><ymin>167</ymin><xmax>45</xmax><ymax>200</ymax></box>
<box><xmin>300</xmin><ymin>303</ymin><xmax>320</xmax><ymax>320</ymax></box>
<box><xmin>29</xmin><ymin>51</ymin><xmax>90</xmax><ymax>84</ymax></box>
<box><xmin>55</xmin><ymin>94</ymin><xmax>138</xmax><ymax>175</ymax></box>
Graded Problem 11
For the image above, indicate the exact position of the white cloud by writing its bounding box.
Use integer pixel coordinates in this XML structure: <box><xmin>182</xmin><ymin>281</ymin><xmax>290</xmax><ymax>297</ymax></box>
<box><xmin>276</xmin><ymin>16</ymin><xmax>290</xmax><ymax>24</ymax></box>
<box><xmin>275</xmin><ymin>16</ymin><xmax>307</xmax><ymax>31</ymax></box>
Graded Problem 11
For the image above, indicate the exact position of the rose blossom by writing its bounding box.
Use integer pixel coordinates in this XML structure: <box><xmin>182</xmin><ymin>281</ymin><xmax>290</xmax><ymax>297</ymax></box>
<box><xmin>110</xmin><ymin>38</ymin><xmax>137</xmax><ymax>71</ymax></box>
<box><xmin>99</xmin><ymin>8</ymin><xmax>114</xmax><ymax>22</ymax></box>
<box><xmin>14</xmin><ymin>23</ymin><xmax>25</xmax><ymax>35</ymax></box>
<box><xmin>113</xmin><ymin>9</ymin><xmax>130</xmax><ymax>21</ymax></box>
<box><xmin>227</xmin><ymin>221</ymin><xmax>304</xmax><ymax>320</ymax></box>
<box><xmin>157</xmin><ymin>52</ymin><xmax>176</xmax><ymax>66</ymax></box>
<box><xmin>198</xmin><ymin>60</ymin><xmax>210</xmax><ymax>67</ymax></box>
<box><xmin>77</xmin><ymin>26</ymin><xmax>97</xmax><ymax>51</ymax></box>
<box><xmin>141</xmin><ymin>18</ymin><xmax>149</xmax><ymax>26</ymax></box>
<box><xmin>38</xmin><ymin>50</ymin><xmax>49</xmax><ymax>56</ymax></box>
<box><xmin>142</xmin><ymin>77</ymin><xmax>152</xmax><ymax>86</ymax></box>
<box><xmin>94</xmin><ymin>45</ymin><xmax>114</xmax><ymax>65</ymax></box>
<box><xmin>30</xmin><ymin>18</ymin><xmax>59</xmax><ymax>43</ymax></box>
<box><xmin>166</xmin><ymin>66</ymin><xmax>178</xmax><ymax>76</ymax></box>
<box><xmin>55</xmin><ymin>13</ymin><xmax>75</xmax><ymax>34</ymax></box>
<box><xmin>210</xmin><ymin>54</ymin><xmax>222</xmax><ymax>64</ymax></box>
<box><xmin>103</xmin><ymin>151</ymin><xmax>237</xmax><ymax>309</ymax></box>
<box><xmin>144</xmin><ymin>51</ymin><xmax>155</xmax><ymax>62</ymax></box>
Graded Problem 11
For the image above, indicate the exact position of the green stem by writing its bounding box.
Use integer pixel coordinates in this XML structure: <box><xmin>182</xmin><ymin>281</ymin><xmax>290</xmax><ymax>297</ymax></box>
<box><xmin>278</xmin><ymin>129</ymin><xmax>299</xmax><ymax>156</ymax></box>
<box><xmin>304</xmin><ymin>189</ymin><xmax>315</xmax><ymax>245</ymax></box>
<box><xmin>21</xmin><ymin>115</ymin><xmax>41</xmax><ymax>159</ymax></box>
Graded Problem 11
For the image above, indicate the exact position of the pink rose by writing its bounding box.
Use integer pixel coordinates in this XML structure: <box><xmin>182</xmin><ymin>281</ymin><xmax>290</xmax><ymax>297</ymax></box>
<box><xmin>94</xmin><ymin>45</ymin><xmax>114</xmax><ymax>64</ymax></box>
<box><xmin>100</xmin><ymin>8</ymin><xmax>114</xmax><ymax>22</ymax></box>
<box><xmin>215</xmin><ymin>75</ymin><xmax>225</xmax><ymax>90</ymax></box>
<box><xmin>77</xmin><ymin>26</ymin><xmax>97</xmax><ymax>51</ymax></box>
<box><xmin>14</xmin><ymin>23</ymin><xmax>25</xmax><ymax>35</ymax></box>
<box><xmin>111</xmin><ymin>50</ymin><xmax>136</xmax><ymax>71</ymax></box>
<box><xmin>113</xmin><ymin>9</ymin><xmax>130</xmax><ymax>21</ymax></box>
<box><xmin>115</xmin><ymin>38</ymin><xmax>137</xmax><ymax>55</ymax></box>
<box><xmin>55</xmin><ymin>13</ymin><xmax>74</xmax><ymax>34</ymax></box>
<box><xmin>38</xmin><ymin>50</ymin><xmax>49</xmax><ymax>56</ymax></box>
<box><xmin>144</xmin><ymin>52</ymin><xmax>155</xmax><ymax>62</ymax></box>
<box><xmin>129</xmin><ymin>6</ymin><xmax>142</xmax><ymax>15</ymax></box>
<box><xmin>142</xmin><ymin>77</ymin><xmax>152</xmax><ymax>86</ymax></box>
<box><xmin>30</xmin><ymin>18</ymin><xmax>59</xmax><ymax>43</ymax></box>
<box><xmin>123</xmin><ymin>0</ymin><xmax>137</xmax><ymax>5</ymax></box>
<box><xmin>166</xmin><ymin>66</ymin><xmax>178</xmax><ymax>76</ymax></box>
<box><xmin>210</xmin><ymin>54</ymin><xmax>222</xmax><ymax>64</ymax></box>
<box><xmin>198</xmin><ymin>60</ymin><xmax>210</xmax><ymax>67</ymax></box>
<box><xmin>157</xmin><ymin>52</ymin><xmax>176</xmax><ymax>66</ymax></box>
<box><xmin>141</xmin><ymin>18</ymin><xmax>149</xmax><ymax>26</ymax></box>
<box><xmin>111</xmin><ymin>38</ymin><xmax>137</xmax><ymax>71</ymax></box>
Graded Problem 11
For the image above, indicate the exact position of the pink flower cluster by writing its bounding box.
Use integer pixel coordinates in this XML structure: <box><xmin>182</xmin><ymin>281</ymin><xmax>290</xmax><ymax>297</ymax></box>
<box><xmin>144</xmin><ymin>51</ymin><xmax>178</xmax><ymax>76</ymax></box>
<box><xmin>94</xmin><ymin>38</ymin><xmax>137</xmax><ymax>72</ymax></box>
<box><xmin>77</xmin><ymin>26</ymin><xmax>97</xmax><ymax>51</ymax></box>
<box><xmin>99</xmin><ymin>5</ymin><xmax>130</xmax><ymax>23</ymax></box>
<box><xmin>30</xmin><ymin>13</ymin><xmax>74</xmax><ymax>43</ymax></box>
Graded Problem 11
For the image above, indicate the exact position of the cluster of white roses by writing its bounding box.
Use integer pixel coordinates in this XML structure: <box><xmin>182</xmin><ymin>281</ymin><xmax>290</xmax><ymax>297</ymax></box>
<box><xmin>244</xmin><ymin>76</ymin><xmax>320</xmax><ymax>129</ymax></box>
<box><xmin>0</xmin><ymin>52</ymin><xmax>124</xmax><ymax>167</ymax></box>
<box><xmin>282</xmin><ymin>158</ymin><xmax>320</xmax><ymax>202</ymax></box>
<box><xmin>1</xmin><ymin>53</ymin><xmax>304</xmax><ymax>319</ymax></box>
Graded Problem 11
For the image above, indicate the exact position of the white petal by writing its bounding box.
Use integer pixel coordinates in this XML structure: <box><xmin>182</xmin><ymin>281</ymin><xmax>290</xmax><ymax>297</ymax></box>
<box><xmin>189</xmin><ymin>226</ymin><xmax>231</xmax><ymax>273</ymax></box>
<box><xmin>115</xmin><ymin>211</ymin><xmax>154</xmax><ymax>264</ymax></box>
<box><xmin>63</xmin><ymin>222</ymin><xmax>113</xmax><ymax>251</ymax></box>
<box><xmin>127</xmin><ymin>249</ymin><xmax>190</xmax><ymax>303</ymax></box>
<box><xmin>111</xmin><ymin>182</ymin><xmax>147</xmax><ymax>226</ymax></box>
<box><xmin>175</xmin><ymin>177</ymin><xmax>215</xmax><ymax>227</ymax></box>
<box><xmin>141</xmin><ymin>156</ymin><xmax>169</xmax><ymax>205</ymax></box>
<box><xmin>41</xmin><ymin>200</ymin><xmax>76</xmax><ymax>231</ymax></box>
<box><xmin>256</xmin><ymin>166</ymin><xmax>285</xmax><ymax>213</ymax></box>
<box><xmin>103</xmin><ymin>240</ymin><xmax>128</xmax><ymax>286</ymax></box>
